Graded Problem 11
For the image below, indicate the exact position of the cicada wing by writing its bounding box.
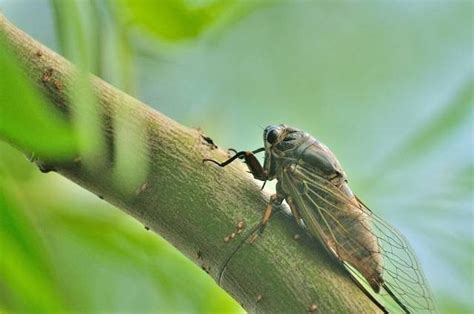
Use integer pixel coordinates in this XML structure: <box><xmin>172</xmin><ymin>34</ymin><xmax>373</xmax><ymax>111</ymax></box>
<box><xmin>356</xmin><ymin>197</ymin><xmax>437</xmax><ymax>313</ymax></box>
<box><xmin>282</xmin><ymin>164</ymin><xmax>437</xmax><ymax>313</ymax></box>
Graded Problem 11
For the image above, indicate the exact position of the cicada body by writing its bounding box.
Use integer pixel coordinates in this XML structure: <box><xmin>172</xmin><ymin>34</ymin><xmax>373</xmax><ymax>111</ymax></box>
<box><xmin>204</xmin><ymin>124</ymin><xmax>436</xmax><ymax>313</ymax></box>
<box><xmin>267</xmin><ymin>126</ymin><xmax>384</xmax><ymax>292</ymax></box>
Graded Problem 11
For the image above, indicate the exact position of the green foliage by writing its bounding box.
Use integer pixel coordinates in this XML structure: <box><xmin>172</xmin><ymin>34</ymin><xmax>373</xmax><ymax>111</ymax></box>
<box><xmin>0</xmin><ymin>39</ymin><xmax>77</xmax><ymax>160</ymax></box>
<box><xmin>0</xmin><ymin>152</ymin><xmax>65</xmax><ymax>311</ymax></box>
<box><xmin>117</xmin><ymin>0</ymin><xmax>238</xmax><ymax>40</ymax></box>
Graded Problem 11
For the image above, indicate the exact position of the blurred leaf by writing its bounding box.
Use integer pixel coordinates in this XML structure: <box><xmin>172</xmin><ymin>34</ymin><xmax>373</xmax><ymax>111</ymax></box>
<box><xmin>51</xmin><ymin>0</ymin><xmax>105</xmax><ymax>76</ymax></box>
<box><xmin>0</xmin><ymin>169</ymin><xmax>64</xmax><ymax>312</ymax></box>
<box><xmin>50</xmin><ymin>0</ymin><xmax>107</xmax><ymax>170</ymax></box>
<box><xmin>88</xmin><ymin>0</ymin><xmax>105</xmax><ymax>77</ymax></box>
<box><xmin>50</xmin><ymin>0</ymin><xmax>89</xmax><ymax>68</ymax></box>
<box><xmin>0</xmin><ymin>142</ymin><xmax>36</xmax><ymax>181</ymax></box>
<box><xmin>117</xmin><ymin>0</ymin><xmax>238</xmax><ymax>40</ymax></box>
<box><xmin>0</xmin><ymin>38</ymin><xmax>77</xmax><ymax>160</ymax></box>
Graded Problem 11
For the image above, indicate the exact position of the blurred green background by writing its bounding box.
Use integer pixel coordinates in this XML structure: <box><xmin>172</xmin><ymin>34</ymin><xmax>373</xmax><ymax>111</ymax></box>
<box><xmin>0</xmin><ymin>1</ymin><xmax>472</xmax><ymax>313</ymax></box>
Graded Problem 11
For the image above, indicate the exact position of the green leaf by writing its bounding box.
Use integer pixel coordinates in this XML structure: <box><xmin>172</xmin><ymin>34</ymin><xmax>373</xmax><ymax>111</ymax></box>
<box><xmin>0</xmin><ymin>38</ymin><xmax>77</xmax><ymax>160</ymax></box>
<box><xmin>117</xmin><ymin>0</ymin><xmax>238</xmax><ymax>40</ymax></box>
<box><xmin>0</xmin><ymin>173</ymin><xmax>64</xmax><ymax>312</ymax></box>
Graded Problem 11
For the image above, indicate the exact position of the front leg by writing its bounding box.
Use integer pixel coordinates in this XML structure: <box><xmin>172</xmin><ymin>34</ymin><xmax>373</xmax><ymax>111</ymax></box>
<box><xmin>237</xmin><ymin>150</ymin><xmax>268</xmax><ymax>181</ymax></box>
<box><xmin>203</xmin><ymin>147</ymin><xmax>267</xmax><ymax>181</ymax></box>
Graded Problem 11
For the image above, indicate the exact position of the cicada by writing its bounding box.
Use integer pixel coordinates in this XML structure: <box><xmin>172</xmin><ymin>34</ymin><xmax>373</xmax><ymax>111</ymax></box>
<box><xmin>204</xmin><ymin>124</ymin><xmax>436</xmax><ymax>313</ymax></box>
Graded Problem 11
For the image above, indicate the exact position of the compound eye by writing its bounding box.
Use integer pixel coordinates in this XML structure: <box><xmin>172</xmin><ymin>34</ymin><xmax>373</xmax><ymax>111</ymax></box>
<box><xmin>266</xmin><ymin>129</ymin><xmax>279</xmax><ymax>144</ymax></box>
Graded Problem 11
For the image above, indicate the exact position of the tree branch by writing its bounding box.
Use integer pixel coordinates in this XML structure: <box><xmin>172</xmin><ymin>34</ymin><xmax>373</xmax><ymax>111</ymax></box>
<box><xmin>0</xmin><ymin>14</ymin><xmax>381</xmax><ymax>313</ymax></box>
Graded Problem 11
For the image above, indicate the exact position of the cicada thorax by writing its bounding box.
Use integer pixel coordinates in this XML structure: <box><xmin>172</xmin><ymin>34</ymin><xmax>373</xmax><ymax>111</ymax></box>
<box><xmin>274</xmin><ymin>137</ymin><xmax>384</xmax><ymax>293</ymax></box>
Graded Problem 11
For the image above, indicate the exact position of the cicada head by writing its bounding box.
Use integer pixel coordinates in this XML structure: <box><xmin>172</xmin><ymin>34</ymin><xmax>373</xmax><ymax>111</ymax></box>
<box><xmin>263</xmin><ymin>124</ymin><xmax>302</xmax><ymax>179</ymax></box>
<box><xmin>263</xmin><ymin>124</ymin><xmax>303</xmax><ymax>150</ymax></box>
<box><xmin>263</xmin><ymin>124</ymin><xmax>286</xmax><ymax>147</ymax></box>
<box><xmin>262</xmin><ymin>124</ymin><xmax>285</xmax><ymax>179</ymax></box>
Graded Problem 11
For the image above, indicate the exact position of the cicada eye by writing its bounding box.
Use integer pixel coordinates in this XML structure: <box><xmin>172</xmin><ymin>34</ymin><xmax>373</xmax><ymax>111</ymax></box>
<box><xmin>266</xmin><ymin>129</ymin><xmax>279</xmax><ymax>144</ymax></box>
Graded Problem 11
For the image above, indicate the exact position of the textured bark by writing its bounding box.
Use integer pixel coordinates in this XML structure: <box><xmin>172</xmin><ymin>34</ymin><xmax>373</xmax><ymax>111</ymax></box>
<box><xmin>0</xmin><ymin>14</ymin><xmax>381</xmax><ymax>313</ymax></box>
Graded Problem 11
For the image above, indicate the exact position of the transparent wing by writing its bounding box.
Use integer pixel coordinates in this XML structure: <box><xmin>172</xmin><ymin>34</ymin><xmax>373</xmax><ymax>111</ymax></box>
<box><xmin>281</xmin><ymin>164</ymin><xmax>436</xmax><ymax>313</ymax></box>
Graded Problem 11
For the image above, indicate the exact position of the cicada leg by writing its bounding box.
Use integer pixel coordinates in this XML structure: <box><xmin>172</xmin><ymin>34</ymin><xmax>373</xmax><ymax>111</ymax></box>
<box><xmin>203</xmin><ymin>148</ymin><xmax>267</xmax><ymax>181</ymax></box>
<box><xmin>262</xmin><ymin>195</ymin><xmax>279</xmax><ymax>224</ymax></box>
<box><xmin>249</xmin><ymin>184</ymin><xmax>286</xmax><ymax>243</ymax></box>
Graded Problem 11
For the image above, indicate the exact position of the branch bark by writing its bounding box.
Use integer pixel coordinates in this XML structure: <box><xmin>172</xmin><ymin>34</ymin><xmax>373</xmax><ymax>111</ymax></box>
<box><xmin>0</xmin><ymin>14</ymin><xmax>381</xmax><ymax>313</ymax></box>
